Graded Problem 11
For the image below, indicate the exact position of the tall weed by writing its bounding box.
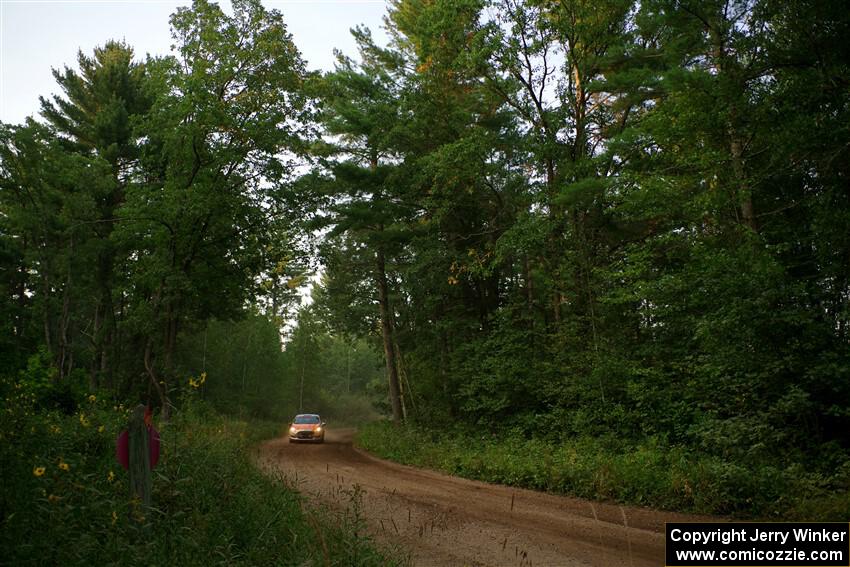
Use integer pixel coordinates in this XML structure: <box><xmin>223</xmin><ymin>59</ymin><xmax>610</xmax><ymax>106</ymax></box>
<box><xmin>356</xmin><ymin>421</ymin><xmax>850</xmax><ymax>520</ymax></box>
<box><xmin>0</xmin><ymin>375</ymin><xmax>399</xmax><ymax>566</ymax></box>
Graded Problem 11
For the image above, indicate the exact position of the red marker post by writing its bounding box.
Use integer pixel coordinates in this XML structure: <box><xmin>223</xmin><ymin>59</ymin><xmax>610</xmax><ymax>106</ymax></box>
<box><xmin>115</xmin><ymin>427</ymin><xmax>160</xmax><ymax>470</ymax></box>
<box><xmin>116</xmin><ymin>405</ymin><xmax>160</xmax><ymax>508</ymax></box>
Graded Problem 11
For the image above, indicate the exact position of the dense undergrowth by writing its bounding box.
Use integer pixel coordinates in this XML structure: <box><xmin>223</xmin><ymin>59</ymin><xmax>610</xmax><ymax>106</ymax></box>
<box><xmin>357</xmin><ymin>421</ymin><xmax>850</xmax><ymax>521</ymax></box>
<box><xmin>0</xmin><ymin>371</ymin><xmax>398</xmax><ymax>566</ymax></box>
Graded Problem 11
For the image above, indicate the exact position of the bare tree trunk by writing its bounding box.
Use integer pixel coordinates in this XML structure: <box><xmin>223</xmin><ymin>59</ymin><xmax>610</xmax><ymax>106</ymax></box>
<box><xmin>440</xmin><ymin>331</ymin><xmax>450</xmax><ymax>415</ymax></box>
<box><xmin>154</xmin><ymin>302</ymin><xmax>179</xmax><ymax>420</ymax></box>
<box><xmin>710</xmin><ymin>25</ymin><xmax>758</xmax><ymax>234</ymax></box>
<box><xmin>100</xmin><ymin>333</ymin><xmax>110</xmax><ymax>385</ymax></box>
<box><xmin>730</xmin><ymin>131</ymin><xmax>758</xmax><ymax>232</ymax></box>
<box><xmin>523</xmin><ymin>255</ymin><xmax>533</xmax><ymax>313</ymax></box>
<box><xmin>89</xmin><ymin>303</ymin><xmax>102</xmax><ymax>390</ymax></box>
<box><xmin>113</xmin><ymin>292</ymin><xmax>125</xmax><ymax>393</ymax></box>
<box><xmin>376</xmin><ymin>248</ymin><xmax>404</xmax><ymax>423</ymax></box>
<box><xmin>58</xmin><ymin>273</ymin><xmax>72</xmax><ymax>380</ymax></box>
<box><xmin>42</xmin><ymin>273</ymin><xmax>53</xmax><ymax>355</ymax></box>
<box><xmin>368</xmin><ymin>148</ymin><xmax>404</xmax><ymax>423</ymax></box>
<box><xmin>144</xmin><ymin>339</ymin><xmax>169</xmax><ymax>422</ymax></box>
<box><xmin>164</xmin><ymin>304</ymin><xmax>177</xmax><ymax>375</ymax></box>
<box><xmin>393</xmin><ymin>339</ymin><xmax>411</xmax><ymax>420</ymax></box>
<box><xmin>15</xmin><ymin>240</ymin><xmax>28</xmax><ymax>339</ymax></box>
<box><xmin>91</xmin><ymin>281</ymin><xmax>115</xmax><ymax>390</ymax></box>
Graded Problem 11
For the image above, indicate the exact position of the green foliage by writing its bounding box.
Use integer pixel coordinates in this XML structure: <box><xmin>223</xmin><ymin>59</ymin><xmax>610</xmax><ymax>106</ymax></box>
<box><xmin>452</xmin><ymin>313</ymin><xmax>540</xmax><ymax>422</ymax></box>
<box><xmin>176</xmin><ymin>315</ymin><xmax>295</xmax><ymax>422</ymax></box>
<box><xmin>281</xmin><ymin>307</ymin><xmax>384</xmax><ymax>426</ymax></box>
<box><xmin>0</xmin><ymin>376</ymin><xmax>398</xmax><ymax>566</ymax></box>
<box><xmin>3</xmin><ymin>0</ymin><xmax>850</xmax><ymax>526</ymax></box>
<box><xmin>18</xmin><ymin>349</ymin><xmax>87</xmax><ymax>415</ymax></box>
<box><xmin>358</xmin><ymin>422</ymin><xmax>850</xmax><ymax>520</ymax></box>
<box><xmin>286</xmin><ymin>0</ymin><xmax>850</xmax><ymax>521</ymax></box>
<box><xmin>0</xmin><ymin>0</ymin><xmax>311</xmax><ymax>413</ymax></box>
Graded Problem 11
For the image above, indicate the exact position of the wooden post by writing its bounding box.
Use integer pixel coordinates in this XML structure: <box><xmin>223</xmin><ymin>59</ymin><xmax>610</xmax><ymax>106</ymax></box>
<box><xmin>128</xmin><ymin>404</ymin><xmax>151</xmax><ymax>508</ymax></box>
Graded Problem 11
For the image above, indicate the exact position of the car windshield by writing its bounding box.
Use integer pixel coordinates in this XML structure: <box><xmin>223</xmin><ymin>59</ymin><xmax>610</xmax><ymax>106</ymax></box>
<box><xmin>293</xmin><ymin>415</ymin><xmax>320</xmax><ymax>424</ymax></box>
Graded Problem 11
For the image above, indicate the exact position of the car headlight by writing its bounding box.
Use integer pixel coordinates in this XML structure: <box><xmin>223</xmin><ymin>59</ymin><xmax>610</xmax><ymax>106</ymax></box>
<box><xmin>289</xmin><ymin>426</ymin><xmax>296</xmax><ymax>434</ymax></box>
<box><xmin>315</xmin><ymin>426</ymin><xmax>322</xmax><ymax>433</ymax></box>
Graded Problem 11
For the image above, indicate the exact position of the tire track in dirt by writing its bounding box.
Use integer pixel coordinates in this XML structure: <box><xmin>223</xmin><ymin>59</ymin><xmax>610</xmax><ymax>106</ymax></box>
<box><xmin>259</xmin><ymin>428</ymin><xmax>716</xmax><ymax>567</ymax></box>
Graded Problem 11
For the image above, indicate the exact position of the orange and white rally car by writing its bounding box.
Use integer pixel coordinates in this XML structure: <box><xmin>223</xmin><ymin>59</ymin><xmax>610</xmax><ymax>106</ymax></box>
<box><xmin>288</xmin><ymin>413</ymin><xmax>325</xmax><ymax>443</ymax></box>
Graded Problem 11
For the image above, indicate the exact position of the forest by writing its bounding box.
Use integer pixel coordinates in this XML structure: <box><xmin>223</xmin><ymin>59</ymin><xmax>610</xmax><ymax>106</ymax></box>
<box><xmin>1</xmin><ymin>0</ymin><xmax>849</xmax><ymax>556</ymax></box>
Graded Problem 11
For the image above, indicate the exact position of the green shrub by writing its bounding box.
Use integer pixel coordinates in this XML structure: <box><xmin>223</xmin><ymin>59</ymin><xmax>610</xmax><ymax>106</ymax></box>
<box><xmin>356</xmin><ymin>421</ymin><xmax>850</xmax><ymax>520</ymax></box>
<box><xmin>0</xmin><ymin>377</ymin><xmax>399</xmax><ymax>566</ymax></box>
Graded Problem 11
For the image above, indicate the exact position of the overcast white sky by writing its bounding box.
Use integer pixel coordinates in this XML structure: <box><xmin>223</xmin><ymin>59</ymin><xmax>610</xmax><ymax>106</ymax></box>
<box><xmin>0</xmin><ymin>0</ymin><xmax>390</xmax><ymax>125</ymax></box>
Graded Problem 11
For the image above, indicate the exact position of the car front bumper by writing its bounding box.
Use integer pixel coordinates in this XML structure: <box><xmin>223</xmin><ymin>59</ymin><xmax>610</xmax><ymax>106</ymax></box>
<box><xmin>289</xmin><ymin>430</ymin><xmax>324</xmax><ymax>441</ymax></box>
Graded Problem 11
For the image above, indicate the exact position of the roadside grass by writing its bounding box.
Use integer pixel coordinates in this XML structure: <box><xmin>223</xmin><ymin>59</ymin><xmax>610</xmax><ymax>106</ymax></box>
<box><xmin>356</xmin><ymin>421</ymin><xmax>850</xmax><ymax>520</ymax></box>
<box><xmin>0</xmin><ymin>375</ymin><xmax>399</xmax><ymax>566</ymax></box>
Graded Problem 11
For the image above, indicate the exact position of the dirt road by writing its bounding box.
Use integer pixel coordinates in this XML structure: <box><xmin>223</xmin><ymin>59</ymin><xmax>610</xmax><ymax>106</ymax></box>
<box><xmin>260</xmin><ymin>428</ymin><xmax>708</xmax><ymax>566</ymax></box>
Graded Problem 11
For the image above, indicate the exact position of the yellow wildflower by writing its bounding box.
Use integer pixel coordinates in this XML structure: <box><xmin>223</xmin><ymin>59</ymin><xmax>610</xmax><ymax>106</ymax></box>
<box><xmin>98</xmin><ymin>425</ymin><xmax>105</xmax><ymax>433</ymax></box>
<box><xmin>111</xmin><ymin>511</ymin><xmax>118</xmax><ymax>525</ymax></box>
<box><xmin>199</xmin><ymin>371</ymin><xmax>207</xmax><ymax>385</ymax></box>
<box><xmin>33</xmin><ymin>466</ymin><xmax>45</xmax><ymax>477</ymax></box>
<box><xmin>79</xmin><ymin>413</ymin><xmax>90</xmax><ymax>427</ymax></box>
<box><xmin>88</xmin><ymin>394</ymin><xmax>96</xmax><ymax>403</ymax></box>
<box><xmin>58</xmin><ymin>461</ymin><xmax>69</xmax><ymax>472</ymax></box>
<box><xmin>107</xmin><ymin>470</ymin><xmax>115</xmax><ymax>483</ymax></box>
<box><xmin>50</xmin><ymin>425</ymin><xmax>61</xmax><ymax>434</ymax></box>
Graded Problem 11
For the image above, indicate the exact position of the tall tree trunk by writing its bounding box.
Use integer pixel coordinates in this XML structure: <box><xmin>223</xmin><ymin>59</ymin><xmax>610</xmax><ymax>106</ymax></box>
<box><xmin>730</xmin><ymin>129</ymin><xmax>758</xmax><ymax>232</ymax></box>
<box><xmin>545</xmin><ymin>155</ymin><xmax>564</xmax><ymax>326</ymax></box>
<box><xmin>164</xmin><ymin>305</ymin><xmax>177</xmax><ymax>376</ymax></box>
<box><xmin>144</xmin><ymin>339</ymin><xmax>169</xmax><ymax>422</ymax></box>
<box><xmin>15</xmin><ymin>239</ymin><xmax>28</xmax><ymax>340</ymax></box>
<box><xmin>89</xmin><ymin>303</ymin><xmax>102</xmax><ymax>390</ymax></box>
<box><xmin>58</xmin><ymin>267</ymin><xmax>73</xmax><ymax>380</ymax></box>
<box><xmin>439</xmin><ymin>331</ymin><xmax>452</xmax><ymax>417</ymax></box>
<box><xmin>92</xmin><ymin>257</ymin><xmax>116</xmax><ymax>389</ymax></box>
<box><xmin>144</xmin><ymin>285</ymin><xmax>170</xmax><ymax>421</ymax></box>
<box><xmin>161</xmin><ymin>307</ymin><xmax>178</xmax><ymax>420</ymax></box>
<box><xmin>710</xmin><ymin>25</ymin><xmax>757</xmax><ymax>233</ymax></box>
<box><xmin>369</xmin><ymin>149</ymin><xmax>404</xmax><ymax>422</ymax></box>
<box><xmin>42</xmin><ymin>271</ymin><xmax>53</xmax><ymax>356</ymax></box>
<box><xmin>523</xmin><ymin>254</ymin><xmax>534</xmax><ymax>324</ymax></box>
<box><xmin>375</xmin><ymin>247</ymin><xmax>404</xmax><ymax>422</ymax></box>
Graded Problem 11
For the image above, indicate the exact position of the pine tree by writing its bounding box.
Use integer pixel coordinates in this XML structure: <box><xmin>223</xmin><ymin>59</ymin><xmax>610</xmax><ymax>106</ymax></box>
<box><xmin>39</xmin><ymin>40</ymin><xmax>151</xmax><ymax>387</ymax></box>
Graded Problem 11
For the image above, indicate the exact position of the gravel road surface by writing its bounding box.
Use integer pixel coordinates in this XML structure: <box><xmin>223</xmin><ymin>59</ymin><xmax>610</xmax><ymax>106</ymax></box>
<box><xmin>260</xmin><ymin>428</ymin><xmax>711</xmax><ymax>566</ymax></box>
